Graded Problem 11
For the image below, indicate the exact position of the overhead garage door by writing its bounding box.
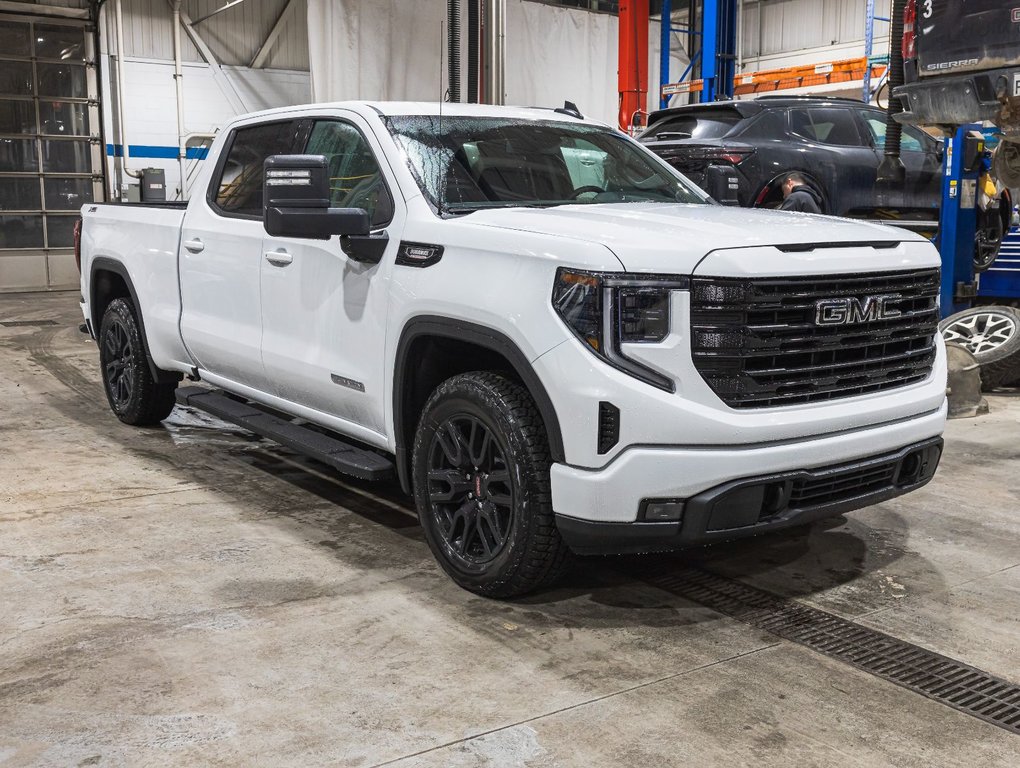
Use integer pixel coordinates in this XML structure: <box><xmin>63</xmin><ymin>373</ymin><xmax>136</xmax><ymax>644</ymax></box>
<box><xmin>0</xmin><ymin>15</ymin><xmax>103</xmax><ymax>292</ymax></box>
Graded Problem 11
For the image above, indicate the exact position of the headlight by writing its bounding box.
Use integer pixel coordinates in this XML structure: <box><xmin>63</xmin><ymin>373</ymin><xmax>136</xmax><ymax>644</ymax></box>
<box><xmin>552</xmin><ymin>268</ymin><xmax>689</xmax><ymax>391</ymax></box>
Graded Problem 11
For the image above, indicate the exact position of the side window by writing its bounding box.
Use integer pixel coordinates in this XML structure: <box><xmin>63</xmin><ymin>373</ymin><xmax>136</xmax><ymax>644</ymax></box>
<box><xmin>861</xmin><ymin>114</ymin><xmax>926</xmax><ymax>152</ymax></box>
<box><xmin>789</xmin><ymin>108</ymin><xmax>863</xmax><ymax>147</ymax></box>
<box><xmin>306</xmin><ymin>121</ymin><xmax>394</xmax><ymax>227</ymax></box>
<box><xmin>213</xmin><ymin>120</ymin><xmax>297</xmax><ymax>216</ymax></box>
<box><xmin>736</xmin><ymin>110</ymin><xmax>788</xmax><ymax>139</ymax></box>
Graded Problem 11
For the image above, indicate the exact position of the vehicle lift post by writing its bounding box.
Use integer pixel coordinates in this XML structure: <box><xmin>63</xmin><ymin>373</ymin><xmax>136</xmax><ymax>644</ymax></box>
<box><xmin>939</xmin><ymin>124</ymin><xmax>986</xmax><ymax>318</ymax></box>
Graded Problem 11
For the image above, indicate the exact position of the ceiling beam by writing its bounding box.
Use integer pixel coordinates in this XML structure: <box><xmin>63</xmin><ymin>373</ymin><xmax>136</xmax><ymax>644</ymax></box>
<box><xmin>0</xmin><ymin>1</ymin><xmax>89</xmax><ymax>18</ymax></box>
<box><xmin>250</xmin><ymin>0</ymin><xmax>296</xmax><ymax>69</ymax></box>
<box><xmin>192</xmin><ymin>0</ymin><xmax>249</xmax><ymax>25</ymax></box>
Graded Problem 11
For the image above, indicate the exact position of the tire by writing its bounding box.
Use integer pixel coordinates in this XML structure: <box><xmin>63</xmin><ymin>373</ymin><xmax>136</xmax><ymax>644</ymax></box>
<box><xmin>940</xmin><ymin>305</ymin><xmax>1020</xmax><ymax>390</ymax></box>
<box><xmin>411</xmin><ymin>372</ymin><xmax>570</xmax><ymax>598</ymax></box>
<box><xmin>98</xmin><ymin>298</ymin><xmax>177</xmax><ymax>425</ymax></box>
<box><xmin>974</xmin><ymin>194</ymin><xmax>1010</xmax><ymax>273</ymax></box>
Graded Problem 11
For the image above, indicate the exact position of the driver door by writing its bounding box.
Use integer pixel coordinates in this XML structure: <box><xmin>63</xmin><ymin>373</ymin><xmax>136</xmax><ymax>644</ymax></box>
<box><xmin>259</xmin><ymin>115</ymin><xmax>402</xmax><ymax>441</ymax></box>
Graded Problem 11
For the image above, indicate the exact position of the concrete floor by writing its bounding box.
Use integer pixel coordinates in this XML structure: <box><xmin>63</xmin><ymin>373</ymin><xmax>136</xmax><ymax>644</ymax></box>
<box><xmin>1</xmin><ymin>291</ymin><xmax>1019</xmax><ymax>768</ymax></box>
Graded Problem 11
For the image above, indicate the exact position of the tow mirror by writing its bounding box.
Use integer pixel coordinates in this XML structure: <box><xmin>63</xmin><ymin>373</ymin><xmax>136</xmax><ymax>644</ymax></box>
<box><xmin>263</xmin><ymin>155</ymin><xmax>370</xmax><ymax>240</ymax></box>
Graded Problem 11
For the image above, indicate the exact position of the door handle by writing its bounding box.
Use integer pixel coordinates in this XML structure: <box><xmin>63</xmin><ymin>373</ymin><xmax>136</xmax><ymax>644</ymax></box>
<box><xmin>183</xmin><ymin>238</ymin><xmax>205</xmax><ymax>253</ymax></box>
<box><xmin>264</xmin><ymin>249</ymin><xmax>293</xmax><ymax>266</ymax></box>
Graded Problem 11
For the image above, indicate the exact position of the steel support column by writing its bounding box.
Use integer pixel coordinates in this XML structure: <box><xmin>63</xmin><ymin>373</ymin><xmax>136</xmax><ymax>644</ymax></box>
<box><xmin>701</xmin><ymin>0</ymin><xmax>737</xmax><ymax>103</ymax></box>
<box><xmin>618</xmin><ymin>0</ymin><xmax>648</xmax><ymax>131</ymax></box>
<box><xmin>659</xmin><ymin>0</ymin><xmax>672</xmax><ymax>110</ymax></box>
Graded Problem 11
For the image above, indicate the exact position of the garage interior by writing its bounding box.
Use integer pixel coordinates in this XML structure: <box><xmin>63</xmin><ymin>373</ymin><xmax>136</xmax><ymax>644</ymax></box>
<box><xmin>2</xmin><ymin>1</ymin><xmax>1020</xmax><ymax>766</ymax></box>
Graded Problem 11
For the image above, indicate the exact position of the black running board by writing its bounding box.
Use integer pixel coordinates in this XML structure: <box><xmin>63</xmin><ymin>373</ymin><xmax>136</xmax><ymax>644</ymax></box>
<box><xmin>175</xmin><ymin>386</ymin><xmax>394</xmax><ymax>481</ymax></box>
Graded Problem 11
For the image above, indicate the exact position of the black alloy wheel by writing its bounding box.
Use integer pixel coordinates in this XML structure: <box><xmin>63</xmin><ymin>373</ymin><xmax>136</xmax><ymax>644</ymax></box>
<box><xmin>98</xmin><ymin>298</ymin><xmax>177</xmax><ymax>425</ymax></box>
<box><xmin>412</xmin><ymin>372</ymin><xmax>570</xmax><ymax>597</ymax></box>
<box><xmin>426</xmin><ymin>414</ymin><xmax>514</xmax><ymax>567</ymax></box>
<box><xmin>102</xmin><ymin>313</ymin><xmax>135</xmax><ymax>410</ymax></box>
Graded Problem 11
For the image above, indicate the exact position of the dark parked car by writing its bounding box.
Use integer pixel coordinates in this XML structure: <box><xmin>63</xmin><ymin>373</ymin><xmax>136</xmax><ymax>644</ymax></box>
<box><xmin>639</xmin><ymin>96</ymin><xmax>942</xmax><ymax>223</ymax></box>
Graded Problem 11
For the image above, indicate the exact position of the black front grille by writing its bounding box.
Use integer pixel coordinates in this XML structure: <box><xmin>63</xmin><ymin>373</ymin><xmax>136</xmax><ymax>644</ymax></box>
<box><xmin>788</xmin><ymin>462</ymin><xmax>898</xmax><ymax>510</ymax></box>
<box><xmin>690</xmin><ymin>269</ymin><xmax>940</xmax><ymax>408</ymax></box>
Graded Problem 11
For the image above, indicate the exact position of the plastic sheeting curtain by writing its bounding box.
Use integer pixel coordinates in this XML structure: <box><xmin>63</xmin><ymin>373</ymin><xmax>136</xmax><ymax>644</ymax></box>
<box><xmin>307</xmin><ymin>0</ymin><xmax>687</xmax><ymax>126</ymax></box>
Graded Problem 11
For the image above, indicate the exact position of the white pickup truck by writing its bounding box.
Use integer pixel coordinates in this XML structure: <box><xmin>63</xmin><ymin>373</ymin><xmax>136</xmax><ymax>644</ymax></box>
<box><xmin>78</xmin><ymin>102</ymin><xmax>948</xmax><ymax>597</ymax></box>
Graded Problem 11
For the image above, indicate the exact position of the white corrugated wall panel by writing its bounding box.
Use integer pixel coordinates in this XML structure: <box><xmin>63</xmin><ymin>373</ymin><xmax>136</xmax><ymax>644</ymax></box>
<box><xmin>742</xmin><ymin>0</ymin><xmax>892</xmax><ymax>60</ymax></box>
<box><xmin>117</xmin><ymin>0</ymin><xmax>308</xmax><ymax>69</ymax></box>
<box><xmin>258</xmin><ymin>0</ymin><xmax>309</xmax><ymax>70</ymax></box>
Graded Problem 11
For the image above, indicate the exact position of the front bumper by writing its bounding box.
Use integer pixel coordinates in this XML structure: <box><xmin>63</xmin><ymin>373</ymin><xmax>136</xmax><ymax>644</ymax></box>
<box><xmin>895</xmin><ymin>67</ymin><xmax>1020</xmax><ymax>132</ymax></box>
<box><xmin>550</xmin><ymin>399</ymin><xmax>946</xmax><ymax>525</ymax></box>
<box><xmin>556</xmin><ymin>436</ymin><xmax>943</xmax><ymax>555</ymax></box>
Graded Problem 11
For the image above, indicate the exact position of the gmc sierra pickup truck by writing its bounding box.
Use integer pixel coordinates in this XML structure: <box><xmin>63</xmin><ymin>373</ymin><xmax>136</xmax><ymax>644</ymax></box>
<box><xmin>896</xmin><ymin>0</ymin><xmax>1020</xmax><ymax>132</ymax></box>
<box><xmin>896</xmin><ymin>0</ymin><xmax>1020</xmax><ymax>184</ymax></box>
<box><xmin>78</xmin><ymin>102</ymin><xmax>948</xmax><ymax>597</ymax></box>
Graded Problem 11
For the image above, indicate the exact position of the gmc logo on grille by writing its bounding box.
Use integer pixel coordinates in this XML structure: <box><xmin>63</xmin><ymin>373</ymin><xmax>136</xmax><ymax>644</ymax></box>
<box><xmin>815</xmin><ymin>295</ymin><xmax>902</xmax><ymax>326</ymax></box>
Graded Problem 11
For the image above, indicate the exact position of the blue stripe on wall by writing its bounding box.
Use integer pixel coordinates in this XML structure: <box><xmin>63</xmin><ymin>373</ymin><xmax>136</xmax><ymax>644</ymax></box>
<box><xmin>106</xmin><ymin>144</ymin><xmax>209</xmax><ymax>160</ymax></box>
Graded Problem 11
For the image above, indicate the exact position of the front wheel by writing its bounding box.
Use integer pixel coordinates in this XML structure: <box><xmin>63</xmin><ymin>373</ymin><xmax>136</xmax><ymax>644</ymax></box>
<box><xmin>412</xmin><ymin>372</ymin><xmax>570</xmax><ymax>598</ymax></box>
<box><xmin>99</xmin><ymin>298</ymin><xmax>177</xmax><ymax>425</ymax></box>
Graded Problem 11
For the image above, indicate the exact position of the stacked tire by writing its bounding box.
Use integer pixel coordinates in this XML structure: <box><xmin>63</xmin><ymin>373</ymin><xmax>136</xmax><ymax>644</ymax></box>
<box><xmin>940</xmin><ymin>305</ymin><xmax>1020</xmax><ymax>390</ymax></box>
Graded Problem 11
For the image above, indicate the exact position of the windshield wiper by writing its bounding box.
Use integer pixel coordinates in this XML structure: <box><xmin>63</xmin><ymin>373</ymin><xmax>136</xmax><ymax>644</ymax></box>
<box><xmin>445</xmin><ymin>201</ymin><xmax>564</xmax><ymax>214</ymax></box>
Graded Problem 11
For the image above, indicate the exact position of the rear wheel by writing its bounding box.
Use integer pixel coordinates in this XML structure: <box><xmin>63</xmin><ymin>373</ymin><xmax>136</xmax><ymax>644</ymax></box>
<box><xmin>99</xmin><ymin>298</ymin><xmax>177</xmax><ymax>425</ymax></box>
<box><xmin>940</xmin><ymin>305</ymin><xmax>1020</xmax><ymax>390</ymax></box>
<box><xmin>412</xmin><ymin>372</ymin><xmax>569</xmax><ymax>598</ymax></box>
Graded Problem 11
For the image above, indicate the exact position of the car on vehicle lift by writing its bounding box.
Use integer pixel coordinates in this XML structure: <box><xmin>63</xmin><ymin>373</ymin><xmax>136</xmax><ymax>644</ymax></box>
<box><xmin>639</xmin><ymin>96</ymin><xmax>943</xmax><ymax>223</ymax></box>
<box><xmin>891</xmin><ymin>0</ymin><xmax>1020</xmax><ymax>389</ymax></box>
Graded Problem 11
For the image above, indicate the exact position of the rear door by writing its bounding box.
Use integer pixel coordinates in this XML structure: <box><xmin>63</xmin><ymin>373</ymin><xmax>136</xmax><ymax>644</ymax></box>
<box><xmin>856</xmin><ymin>110</ymin><xmax>941</xmax><ymax>214</ymax></box>
<box><xmin>179</xmin><ymin>119</ymin><xmax>301</xmax><ymax>392</ymax></box>
<box><xmin>258</xmin><ymin>114</ymin><xmax>403</xmax><ymax>440</ymax></box>
<box><xmin>787</xmin><ymin>107</ymin><xmax>878</xmax><ymax>216</ymax></box>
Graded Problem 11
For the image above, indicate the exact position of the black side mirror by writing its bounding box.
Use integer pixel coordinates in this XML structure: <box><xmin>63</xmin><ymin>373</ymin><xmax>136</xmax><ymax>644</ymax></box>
<box><xmin>263</xmin><ymin>155</ymin><xmax>371</xmax><ymax>240</ymax></box>
<box><xmin>935</xmin><ymin>140</ymin><xmax>945</xmax><ymax>162</ymax></box>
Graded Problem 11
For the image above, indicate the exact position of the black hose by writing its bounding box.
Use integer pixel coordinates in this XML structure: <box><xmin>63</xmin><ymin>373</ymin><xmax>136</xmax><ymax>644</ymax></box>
<box><xmin>447</xmin><ymin>0</ymin><xmax>461</xmax><ymax>102</ymax></box>
<box><xmin>467</xmin><ymin>0</ymin><xmax>479</xmax><ymax>103</ymax></box>
<box><xmin>878</xmin><ymin>0</ymin><xmax>906</xmax><ymax>184</ymax></box>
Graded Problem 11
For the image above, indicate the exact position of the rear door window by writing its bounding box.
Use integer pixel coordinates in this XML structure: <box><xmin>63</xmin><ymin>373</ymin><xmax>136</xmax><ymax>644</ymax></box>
<box><xmin>212</xmin><ymin>120</ymin><xmax>299</xmax><ymax>217</ymax></box>
<box><xmin>859</xmin><ymin>113</ymin><xmax>927</xmax><ymax>153</ymax></box>
<box><xmin>643</xmin><ymin>109</ymin><xmax>744</xmax><ymax>140</ymax></box>
<box><xmin>736</xmin><ymin>110</ymin><xmax>788</xmax><ymax>139</ymax></box>
<box><xmin>789</xmin><ymin>108</ymin><xmax>864</xmax><ymax>147</ymax></box>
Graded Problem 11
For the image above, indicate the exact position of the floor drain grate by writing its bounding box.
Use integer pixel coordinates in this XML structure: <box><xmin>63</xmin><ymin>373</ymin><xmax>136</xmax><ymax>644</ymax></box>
<box><xmin>642</xmin><ymin>567</ymin><xmax>1020</xmax><ymax>735</ymax></box>
<box><xmin>1</xmin><ymin>319</ymin><xmax>59</xmax><ymax>327</ymax></box>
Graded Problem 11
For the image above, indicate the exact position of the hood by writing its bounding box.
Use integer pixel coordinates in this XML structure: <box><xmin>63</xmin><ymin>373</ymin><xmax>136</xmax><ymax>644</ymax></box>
<box><xmin>464</xmin><ymin>203</ymin><xmax>927</xmax><ymax>274</ymax></box>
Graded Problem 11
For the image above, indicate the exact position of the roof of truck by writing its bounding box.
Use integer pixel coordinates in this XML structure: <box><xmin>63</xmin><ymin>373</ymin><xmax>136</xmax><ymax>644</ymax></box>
<box><xmin>233</xmin><ymin>100</ymin><xmax>609</xmax><ymax>127</ymax></box>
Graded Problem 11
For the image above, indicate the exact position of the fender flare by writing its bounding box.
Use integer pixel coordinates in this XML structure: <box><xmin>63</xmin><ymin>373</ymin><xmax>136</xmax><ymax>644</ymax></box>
<box><xmin>392</xmin><ymin>316</ymin><xmax>565</xmax><ymax>494</ymax></box>
<box><xmin>90</xmin><ymin>257</ymin><xmax>180</xmax><ymax>384</ymax></box>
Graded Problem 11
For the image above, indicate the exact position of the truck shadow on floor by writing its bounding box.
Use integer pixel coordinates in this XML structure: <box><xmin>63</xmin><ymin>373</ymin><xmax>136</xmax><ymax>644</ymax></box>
<box><xmin>212</xmin><ymin>428</ymin><xmax>932</xmax><ymax>616</ymax></box>
<box><xmin>12</xmin><ymin>323</ymin><xmax>935</xmax><ymax>621</ymax></box>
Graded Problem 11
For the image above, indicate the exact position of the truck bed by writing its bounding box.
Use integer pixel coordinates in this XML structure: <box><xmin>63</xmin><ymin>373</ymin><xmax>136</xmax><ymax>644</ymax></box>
<box><xmin>80</xmin><ymin>202</ymin><xmax>190</xmax><ymax>374</ymax></box>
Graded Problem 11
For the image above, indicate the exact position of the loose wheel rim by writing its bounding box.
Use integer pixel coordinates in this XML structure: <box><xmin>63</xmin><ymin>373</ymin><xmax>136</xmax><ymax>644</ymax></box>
<box><xmin>102</xmin><ymin>318</ymin><xmax>135</xmax><ymax>409</ymax></box>
<box><xmin>426</xmin><ymin>414</ymin><xmax>514</xmax><ymax>567</ymax></box>
<box><xmin>942</xmin><ymin>311</ymin><xmax>1019</xmax><ymax>356</ymax></box>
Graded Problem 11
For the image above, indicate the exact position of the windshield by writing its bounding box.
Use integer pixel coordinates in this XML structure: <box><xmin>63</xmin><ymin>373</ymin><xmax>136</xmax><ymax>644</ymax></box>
<box><xmin>384</xmin><ymin>115</ymin><xmax>710</xmax><ymax>214</ymax></box>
